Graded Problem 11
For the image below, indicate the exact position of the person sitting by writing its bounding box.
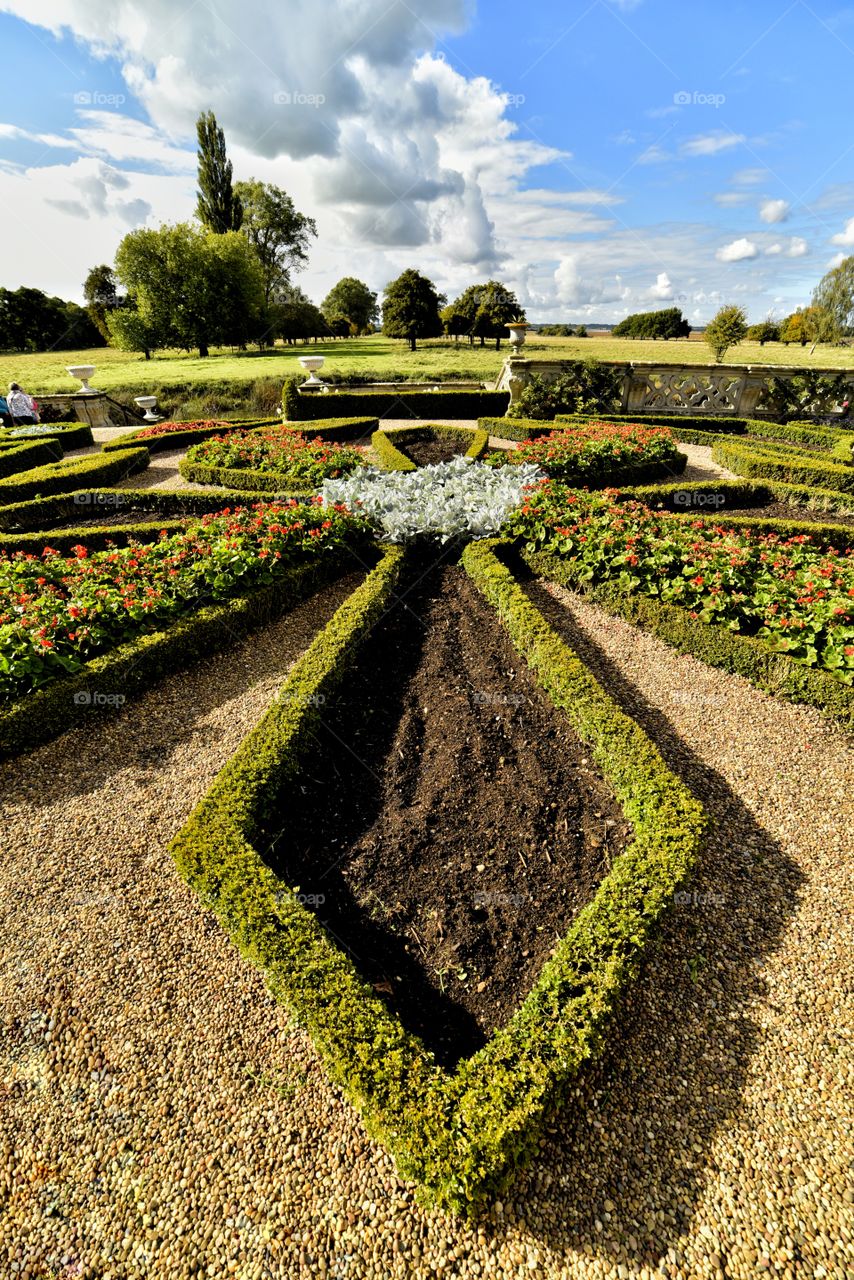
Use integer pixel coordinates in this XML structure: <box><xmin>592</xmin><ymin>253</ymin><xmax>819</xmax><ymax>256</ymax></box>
<box><xmin>7</xmin><ymin>383</ymin><xmax>39</xmax><ymax>426</ymax></box>
<box><xmin>0</xmin><ymin>395</ymin><xmax>10</xmax><ymax>429</ymax></box>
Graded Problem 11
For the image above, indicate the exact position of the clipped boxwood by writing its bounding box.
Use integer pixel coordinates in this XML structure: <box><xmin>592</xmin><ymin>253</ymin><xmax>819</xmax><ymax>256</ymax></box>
<box><xmin>102</xmin><ymin>418</ymin><xmax>282</xmax><ymax>454</ymax></box>
<box><xmin>0</xmin><ymin>438</ymin><xmax>64</xmax><ymax>478</ymax></box>
<box><xmin>179</xmin><ymin>419</ymin><xmax>378</xmax><ymax>491</ymax></box>
<box><xmin>168</xmin><ymin>541</ymin><xmax>707</xmax><ymax>1214</ymax></box>
<box><xmin>526</xmin><ymin>548</ymin><xmax>854</xmax><ymax>730</ymax></box>
<box><xmin>0</xmin><ymin>447</ymin><xmax>149</xmax><ymax>505</ymax></box>
<box><xmin>0</xmin><ymin>519</ymin><xmax>193</xmax><ymax>556</ymax></box>
<box><xmin>0</xmin><ymin>486</ymin><xmax>276</xmax><ymax>534</ymax></box>
<box><xmin>290</xmin><ymin>388</ymin><xmax>510</xmax><ymax>421</ymax></box>
<box><xmin>830</xmin><ymin>434</ymin><xmax>854</xmax><ymax>466</ymax></box>
<box><xmin>712</xmin><ymin>437</ymin><xmax>854</xmax><ymax>494</ymax></box>
<box><xmin>371</xmin><ymin>424</ymin><xmax>490</xmax><ymax>472</ymax></box>
<box><xmin>0</xmin><ymin>422</ymin><xmax>94</xmax><ymax>451</ymax></box>
<box><xmin>0</xmin><ymin>546</ymin><xmax>366</xmax><ymax>760</ymax></box>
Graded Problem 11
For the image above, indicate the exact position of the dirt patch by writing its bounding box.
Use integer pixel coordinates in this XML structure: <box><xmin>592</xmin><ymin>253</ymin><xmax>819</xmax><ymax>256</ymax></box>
<box><xmin>400</xmin><ymin>434</ymin><xmax>469</xmax><ymax>466</ymax></box>
<box><xmin>33</xmin><ymin>510</ymin><xmax>197</xmax><ymax>531</ymax></box>
<box><xmin>262</xmin><ymin>561</ymin><xmax>631</xmax><ymax>1066</ymax></box>
<box><xmin>714</xmin><ymin>501</ymin><xmax>854</xmax><ymax>530</ymax></box>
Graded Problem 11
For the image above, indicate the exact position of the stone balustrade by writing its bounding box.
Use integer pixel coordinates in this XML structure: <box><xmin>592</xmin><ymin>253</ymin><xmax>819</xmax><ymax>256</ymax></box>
<box><xmin>496</xmin><ymin>357</ymin><xmax>854</xmax><ymax>417</ymax></box>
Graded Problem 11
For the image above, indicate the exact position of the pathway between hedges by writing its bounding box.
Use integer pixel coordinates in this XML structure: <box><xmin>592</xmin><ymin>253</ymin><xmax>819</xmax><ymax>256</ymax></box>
<box><xmin>0</xmin><ymin>556</ymin><xmax>850</xmax><ymax>1278</ymax></box>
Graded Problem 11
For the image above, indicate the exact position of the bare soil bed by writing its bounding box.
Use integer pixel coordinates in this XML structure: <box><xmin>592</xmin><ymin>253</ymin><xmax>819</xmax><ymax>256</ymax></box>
<box><xmin>399</xmin><ymin>434</ymin><xmax>469</xmax><ymax>466</ymax></box>
<box><xmin>713</xmin><ymin>501</ymin><xmax>854</xmax><ymax>529</ymax></box>
<box><xmin>262</xmin><ymin>560</ymin><xmax>631</xmax><ymax>1066</ymax></box>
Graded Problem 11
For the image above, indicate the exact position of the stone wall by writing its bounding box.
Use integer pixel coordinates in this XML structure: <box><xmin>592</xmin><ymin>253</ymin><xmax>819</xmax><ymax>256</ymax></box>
<box><xmin>496</xmin><ymin>357</ymin><xmax>854</xmax><ymax>417</ymax></box>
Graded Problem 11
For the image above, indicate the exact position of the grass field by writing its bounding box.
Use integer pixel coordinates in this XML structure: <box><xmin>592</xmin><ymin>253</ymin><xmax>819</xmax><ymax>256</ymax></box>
<box><xmin>2</xmin><ymin>333</ymin><xmax>852</xmax><ymax>399</ymax></box>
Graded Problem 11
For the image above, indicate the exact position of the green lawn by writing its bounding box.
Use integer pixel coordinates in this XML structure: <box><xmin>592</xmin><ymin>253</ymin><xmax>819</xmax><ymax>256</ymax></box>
<box><xmin>2</xmin><ymin>334</ymin><xmax>852</xmax><ymax>398</ymax></box>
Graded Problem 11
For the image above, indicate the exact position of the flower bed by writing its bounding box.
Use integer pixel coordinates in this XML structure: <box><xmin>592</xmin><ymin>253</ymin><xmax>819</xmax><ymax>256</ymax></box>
<box><xmin>0</xmin><ymin>499</ymin><xmax>368</xmax><ymax>702</ymax></box>
<box><xmin>179</xmin><ymin>422</ymin><xmax>377</xmax><ymax>491</ymax></box>
<box><xmin>506</xmin><ymin>483</ymin><xmax>854</xmax><ymax>687</ymax></box>
<box><xmin>321</xmin><ymin>457</ymin><xmax>544</xmax><ymax>543</ymax></box>
<box><xmin>102</xmin><ymin>418</ymin><xmax>282</xmax><ymax>455</ymax></box>
<box><xmin>0</xmin><ymin>448</ymin><xmax>149</xmax><ymax>505</ymax></box>
<box><xmin>168</xmin><ymin>542</ymin><xmax>707</xmax><ymax>1213</ymax></box>
<box><xmin>497</xmin><ymin>420</ymin><xmax>685</xmax><ymax>485</ymax></box>
<box><xmin>371</xmin><ymin>424</ymin><xmax>490</xmax><ymax>473</ymax></box>
<box><xmin>1</xmin><ymin>422</ymin><xmax>94</xmax><ymax>451</ymax></box>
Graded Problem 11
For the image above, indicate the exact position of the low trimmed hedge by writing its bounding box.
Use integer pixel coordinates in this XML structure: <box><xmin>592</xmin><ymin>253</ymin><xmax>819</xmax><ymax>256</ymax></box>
<box><xmin>371</xmin><ymin>424</ymin><xmax>490</xmax><ymax>472</ymax></box>
<box><xmin>0</xmin><ymin>519</ymin><xmax>192</xmax><ymax>556</ymax></box>
<box><xmin>281</xmin><ymin>416</ymin><xmax>379</xmax><ymax>441</ymax></box>
<box><xmin>830</xmin><ymin>434</ymin><xmax>854</xmax><ymax>466</ymax></box>
<box><xmin>527</xmin><ymin>549</ymin><xmax>854</xmax><ymax>730</ymax></box>
<box><xmin>179</xmin><ymin>420</ymin><xmax>378</xmax><ymax>491</ymax></box>
<box><xmin>0</xmin><ymin>487</ymin><xmax>276</xmax><ymax>533</ymax></box>
<box><xmin>0</xmin><ymin>448</ymin><xmax>149</xmax><ymax>505</ymax></box>
<box><xmin>291</xmin><ymin>389</ymin><xmax>510</xmax><ymax>421</ymax></box>
<box><xmin>0</xmin><ymin>422</ymin><xmax>94</xmax><ymax>451</ymax></box>
<box><xmin>168</xmin><ymin>542</ymin><xmax>707</xmax><ymax>1214</ymax></box>
<box><xmin>0</xmin><ymin>438</ymin><xmax>64</xmax><ymax>478</ymax></box>
<box><xmin>0</xmin><ymin>546</ymin><xmax>366</xmax><ymax>759</ymax></box>
<box><xmin>102</xmin><ymin>418</ymin><xmax>282</xmax><ymax>454</ymax></box>
<box><xmin>712</xmin><ymin>438</ymin><xmax>854</xmax><ymax>494</ymax></box>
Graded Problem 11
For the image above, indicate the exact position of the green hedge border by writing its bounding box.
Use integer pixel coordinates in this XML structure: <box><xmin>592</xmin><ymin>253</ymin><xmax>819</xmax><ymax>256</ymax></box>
<box><xmin>169</xmin><ymin>541</ymin><xmax>707</xmax><ymax>1214</ymax></box>
<box><xmin>290</xmin><ymin>388</ymin><xmax>510</xmax><ymax>421</ymax></box>
<box><xmin>0</xmin><ymin>422</ymin><xmax>94</xmax><ymax>451</ymax></box>
<box><xmin>525</xmin><ymin>549</ymin><xmax>854</xmax><ymax>731</ymax></box>
<box><xmin>102</xmin><ymin>418</ymin><xmax>282</xmax><ymax>454</ymax></box>
<box><xmin>0</xmin><ymin>447</ymin><xmax>149</xmax><ymax>505</ymax></box>
<box><xmin>0</xmin><ymin>546</ymin><xmax>366</xmax><ymax>760</ymax></box>
<box><xmin>179</xmin><ymin>419</ymin><xmax>378</xmax><ymax>491</ymax></box>
<box><xmin>0</xmin><ymin>438</ymin><xmax>64</xmax><ymax>478</ymax></box>
<box><xmin>371</xmin><ymin>424</ymin><xmax>490</xmax><ymax>472</ymax></box>
<box><xmin>830</xmin><ymin>434</ymin><xmax>854</xmax><ymax>466</ymax></box>
<box><xmin>0</xmin><ymin>486</ymin><xmax>277</xmax><ymax>533</ymax></box>
<box><xmin>711</xmin><ymin>437</ymin><xmax>854</xmax><ymax>494</ymax></box>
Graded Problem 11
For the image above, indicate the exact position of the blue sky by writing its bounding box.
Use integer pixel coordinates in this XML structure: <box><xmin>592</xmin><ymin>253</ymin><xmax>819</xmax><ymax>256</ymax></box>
<box><xmin>0</xmin><ymin>0</ymin><xmax>852</xmax><ymax>324</ymax></box>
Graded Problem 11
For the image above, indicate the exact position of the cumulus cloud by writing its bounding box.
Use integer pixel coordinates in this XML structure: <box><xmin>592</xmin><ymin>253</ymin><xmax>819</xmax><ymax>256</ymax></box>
<box><xmin>831</xmin><ymin>216</ymin><xmax>854</xmax><ymax>246</ymax></box>
<box><xmin>766</xmin><ymin>237</ymin><xmax>808</xmax><ymax>257</ymax></box>
<box><xmin>554</xmin><ymin>255</ymin><xmax>627</xmax><ymax>306</ymax></box>
<box><xmin>682</xmin><ymin>132</ymin><xmax>745</xmax><ymax>157</ymax></box>
<box><xmin>649</xmin><ymin>271</ymin><xmax>675</xmax><ymax>300</ymax></box>
<box><xmin>759</xmin><ymin>198</ymin><xmax>789</xmax><ymax>224</ymax></box>
<box><xmin>716</xmin><ymin>237</ymin><xmax>759</xmax><ymax>262</ymax></box>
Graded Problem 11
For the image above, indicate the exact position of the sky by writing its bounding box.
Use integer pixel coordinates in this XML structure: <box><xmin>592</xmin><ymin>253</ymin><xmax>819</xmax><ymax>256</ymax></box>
<box><xmin>0</xmin><ymin>0</ymin><xmax>852</xmax><ymax>325</ymax></box>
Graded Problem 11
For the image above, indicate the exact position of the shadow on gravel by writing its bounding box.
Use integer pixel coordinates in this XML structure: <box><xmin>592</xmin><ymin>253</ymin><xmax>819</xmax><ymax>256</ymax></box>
<box><xmin>478</xmin><ymin>567</ymin><xmax>805</xmax><ymax>1271</ymax></box>
<box><xmin>0</xmin><ymin>569</ymin><xmax>369</xmax><ymax>807</ymax></box>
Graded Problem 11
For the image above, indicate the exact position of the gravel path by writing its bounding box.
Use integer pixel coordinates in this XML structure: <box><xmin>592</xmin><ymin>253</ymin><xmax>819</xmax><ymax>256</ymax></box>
<box><xmin>2</xmin><ymin>554</ymin><xmax>851</xmax><ymax>1278</ymax></box>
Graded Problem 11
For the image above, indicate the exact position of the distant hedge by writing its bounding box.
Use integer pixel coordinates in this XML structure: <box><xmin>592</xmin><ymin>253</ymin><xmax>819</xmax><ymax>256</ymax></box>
<box><xmin>287</xmin><ymin>387</ymin><xmax>510</xmax><ymax>421</ymax></box>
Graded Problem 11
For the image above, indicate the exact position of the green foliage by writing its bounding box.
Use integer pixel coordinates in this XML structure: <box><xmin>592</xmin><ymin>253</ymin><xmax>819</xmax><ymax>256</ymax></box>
<box><xmin>321</xmin><ymin>278</ymin><xmax>379</xmax><ymax>332</ymax></box>
<box><xmin>0</xmin><ymin>438</ymin><xmax>63</xmax><ymax>478</ymax></box>
<box><xmin>442</xmin><ymin>282</ymin><xmax>524</xmax><ymax>349</ymax></box>
<box><xmin>179</xmin><ymin>419</ymin><xmax>378</xmax><ymax>490</ymax></box>
<box><xmin>508</xmin><ymin>362</ymin><xmax>623</xmax><ymax>420</ymax></box>
<box><xmin>196</xmin><ymin>110</ymin><xmax>243</xmax><ymax>233</ymax></box>
<box><xmin>0</xmin><ymin>447</ymin><xmax>148</xmax><ymax>504</ymax></box>
<box><xmin>282</xmin><ymin>375</ymin><xmax>303</xmax><ymax>422</ymax></box>
<box><xmin>0</xmin><ymin>487</ymin><xmax>271</xmax><ymax>533</ymax></box>
<box><xmin>167</xmin><ymin>542</ymin><xmax>706</xmax><ymax>1214</ymax></box>
<box><xmin>712</xmin><ymin>437</ymin><xmax>854</xmax><ymax>493</ymax></box>
<box><xmin>234</xmin><ymin>180</ymin><xmax>317</xmax><ymax>310</ymax></box>
<box><xmin>811</xmin><ymin>255</ymin><xmax>854</xmax><ymax>337</ymax></box>
<box><xmin>371</xmin><ymin>425</ymin><xmax>489</xmax><ymax>471</ymax></box>
<box><xmin>746</xmin><ymin>321</ymin><xmax>780</xmax><ymax>345</ymax></box>
<box><xmin>83</xmin><ymin>265</ymin><xmax>121</xmax><ymax>342</ymax></box>
<box><xmin>763</xmin><ymin>370</ymin><xmax>853</xmax><ymax>418</ymax></box>
<box><xmin>830</xmin><ymin>434</ymin><xmax>854</xmax><ymax>465</ymax></box>
<box><xmin>704</xmin><ymin>304</ymin><xmax>748</xmax><ymax>362</ymax></box>
<box><xmin>288</xmin><ymin>388</ymin><xmax>509</xmax><ymax>421</ymax></box>
<box><xmin>382</xmin><ymin>269</ymin><xmax>446</xmax><ymax>351</ymax></box>
<box><xmin>0</xmin><ymin>286</ymin><xmax>104</xmax><ymax>354</ymax></box>
<box><xmin>612</xmin><ymin>307</ymin><xmax>691</xmax><ymax>340</ymax></box>
<box><xmin>114</xmin><ymin>222</ymin><xmax>265</xmax><ymax>357</ymax></box>
<box><xmin>0</xmin><ymin>422</ymin><xmax>93</xmax><ymax>452</ymax></box>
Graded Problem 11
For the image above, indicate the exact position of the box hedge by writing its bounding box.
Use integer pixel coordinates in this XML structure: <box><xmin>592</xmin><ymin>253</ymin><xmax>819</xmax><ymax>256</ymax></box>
<box><xmin>178</xmin><ymin>419</ymin><xmax>378</xmax><ymax>490</ymax></box>
<box><xmin>371</xmin><ymin>424</ymin><xmax>490</xmax><ymax>472</ymax></box>
<box><xmin>711</xmin><ymin>438</ymin><xmax>854</xmax><ymax>494</ymax></box>
<box><xmin>0</xmin><ymin>486</ymin><xmax>276</xmax><ymax>533</ymax></box>
<box><xmin>288</xmin><ymin>387</ymin><xmax>510</xmax><ymax>421</ymax></box>
<box><xmin>102</xmin><ymin>418</ymin><xmax>282</xmax><ymax>454</ymax></box>
<box><xmin>0</xmin><ymin>422</ymin><xmax>94</xmax><ymax>451</ymax></box>
<box><xmin>0</xmin><ymin>447</ymin><xmax>149</xmax><ymax>505</ymax></box>
<box><xmin>0</xmin><ymin>438</ymin><xmax>65</xmax><ymax>478</ymax></box>
<box><xmin>0</xmin><ymin>546</ymin><xmax>366</xmax><ymax>759</ymax></box>
<box><xmin>168</xmin><ymin>540</ymin><xmax>707</xmax><ymax>1214</ymax></box>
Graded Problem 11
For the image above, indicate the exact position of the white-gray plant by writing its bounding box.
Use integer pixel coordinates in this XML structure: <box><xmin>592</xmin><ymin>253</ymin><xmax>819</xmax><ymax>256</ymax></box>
<box><xmin>319</xmin><ymin>456</ymin><xmax>544</xmax><ymax>543</ymax></box>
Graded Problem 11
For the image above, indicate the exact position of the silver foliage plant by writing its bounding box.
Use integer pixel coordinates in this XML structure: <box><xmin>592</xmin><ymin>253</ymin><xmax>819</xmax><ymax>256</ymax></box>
<box><xmin>319</xmin><ymin>456</ymin><xmax>544</xmax><ymax>543</ymax></box>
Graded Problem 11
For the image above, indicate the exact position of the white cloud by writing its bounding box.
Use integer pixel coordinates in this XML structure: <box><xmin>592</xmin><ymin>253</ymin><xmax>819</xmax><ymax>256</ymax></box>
<box><xmin>637</xmin><ymin>144</ymin><xmax>671</xmax><ymax>165</ymax></box>
<box><xmin>830</xmin><ymin>216</ymin><xmax>854</xmax><ymax>246</ymax></box>
<box><xmin>554</xmin><ymin>255</ymin><xmax>627</xmax><ymax>307</ymax></box>
<box><xmin>716</xmin><ymin>237</ymin><xmax>759</xmax><ymax>262</ymax></box>
<box><xmin>731</xmin><ymin>167</ymin><xmax>767</xmax><ymax>185</ymax></box>
<box><xmin>765</xmin><ymin>237</ymin><xmax>807</xmax><ymax>257</ymax></box>
<box><xmin>759</xmin><ymin>198</ymin><xmax>789</xmax><ymax>224</ymax></box>
<box><xmin>0</xmin><ymin>122</ymin><xmax>78</xmax><ymax>150</ymax></box>
<box><xmin>682</xmin><ymin>132</ymin><xmax>745</xmax><ymax>157</ymax></box>
<box><xmin>713</xmin><ymin>192</ymin><xmax>750</xmax><ymax>207</ymax></box>
<box><xmin>649</xmin><ymin>271</ymin><xmax>675</xmax><ymax>300</ymax></box>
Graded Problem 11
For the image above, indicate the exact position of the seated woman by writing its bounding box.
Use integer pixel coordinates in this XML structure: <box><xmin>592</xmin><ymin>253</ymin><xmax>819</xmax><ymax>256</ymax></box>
<box><xmin>7</xmin><ymin>383</ymin><xmax>39</xmax><ymax>426</ymax></box>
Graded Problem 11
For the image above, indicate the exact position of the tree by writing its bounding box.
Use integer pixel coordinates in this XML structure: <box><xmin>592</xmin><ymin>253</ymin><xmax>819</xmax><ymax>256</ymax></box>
<box><xmin>114</xmin><ymin>222</ymin><xmax>264</xmax><ymax>357</ymax></box>
<box><xmin>381</xmin><ymin>269</ymin><xmax>445</xmax><ymax>352</ymax></box>
<box><xmin>106</xmin><ymin>306</ymin><xmax>159</xmax><ymax>360</ymax></box>
<box><xmin>612</xmin><ymin>307</ymin><xmax>691</xmax><ymax>339</ymax></box>
<box><xmin>0</xmin><ymin>286</ymin><xmax>103</xmax><ymax>353</ymax></box>
<box><xmin>444</xmin><ymin>281</ymin><xmax>524</xmax><ymax>348</ymax></box>
<box><xmin>274</xmin><ymin>286</ymin><xmax>330</xmax><ymax>344</ymax></box>
<box><xmin>196</xmin><ymin>111</ymin><xmax>243</xmax><ymax>234</ymax></box>
<box><xmin>704</xmin><ymin>304</ymin><xmax>747</xmax><ymax>362</ymax></box>
<box><xmin>746</xmin><ymin>321</ymin><xmax>780</xmax><ymax>346</ymax></box>
<box><xmin>779</xmin><ymin>305</ymin><xmax>837</xmax><ymax>353</ymax></box>
<box><xmin>812</xmin><ymin>255</ymin><xmax>854</xmax><ymax>339</ymax></box>
<box><xmin>321</xmin><ymin>277</ymin><xmax>379</xmax><ymax>333</ymax></box>
<box><xmin>83</xmin><ymin>264</ymin><xmax>121</xmax><ymax>340</ymax></box>
<box><xmin>235</xmin><ymin>180</ymin><xmax>316</xmax><ymax>308</ymax></box>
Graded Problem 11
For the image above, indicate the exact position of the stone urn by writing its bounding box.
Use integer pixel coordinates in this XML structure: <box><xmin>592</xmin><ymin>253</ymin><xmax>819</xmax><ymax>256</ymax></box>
<box><xmin>66</xmin><ymin>364</ymin><xmax>98</xmax><ymax>394</ymax></box>
<box><xmin>134</xmin><ymin>395</ymin><xmax>161</xmax><ymax>422</ymax></box>
<box><xmin>298</xmin><ymin>355</ymin><xmax>326</xmax><ymax>386</ymax></box>
<box><xmin>506</xmin><ymin>322</ymin><xmax>529</xmax><ymax>352</ymax></box>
